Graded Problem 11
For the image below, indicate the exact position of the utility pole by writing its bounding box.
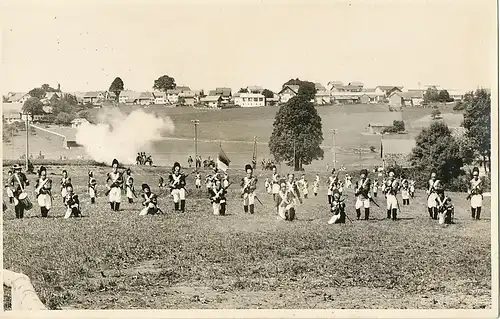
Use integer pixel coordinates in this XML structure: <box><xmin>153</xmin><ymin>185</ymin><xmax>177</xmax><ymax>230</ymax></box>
<box><xmin>25</xmin><ymin>113</ymin><xmax>29</xmax><ymax>171</ymax></box>
<box><xmin>191</xmin><ymin>120</ymin><xmax>199</xmax><ymax>168</ymax></box>
<box><xmin>330</xmin><ymin>129</ymin><xmax>337</xmax><ymax>169</ymax></box>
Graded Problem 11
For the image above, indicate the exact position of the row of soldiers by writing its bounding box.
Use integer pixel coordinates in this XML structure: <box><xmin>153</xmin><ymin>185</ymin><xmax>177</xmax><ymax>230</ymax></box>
<box><xmin>3</xmin><ymin>159</ymin><xmax>485</xmax><ymax>224</ymax></box>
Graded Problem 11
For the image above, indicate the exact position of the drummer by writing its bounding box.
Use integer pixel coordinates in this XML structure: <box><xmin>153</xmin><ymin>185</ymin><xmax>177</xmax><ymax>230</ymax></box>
<box><xmin>8</xmin><ymin>164</ymin><xmax>30</xmax><ymax>219</ymax></box>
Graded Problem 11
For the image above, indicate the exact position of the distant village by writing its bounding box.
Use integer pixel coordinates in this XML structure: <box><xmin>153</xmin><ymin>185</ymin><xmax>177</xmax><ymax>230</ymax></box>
<box><xmin>2</xmin><ymin>81</ymin><xmax>466</xmax><ymax>127</ymax></box>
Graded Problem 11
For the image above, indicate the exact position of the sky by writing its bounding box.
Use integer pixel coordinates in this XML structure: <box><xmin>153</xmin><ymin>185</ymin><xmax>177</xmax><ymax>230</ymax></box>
<box><xmin>0</xmin><ymin>0</ymin><xmax>497</xmax><ymax>94</ymax></box>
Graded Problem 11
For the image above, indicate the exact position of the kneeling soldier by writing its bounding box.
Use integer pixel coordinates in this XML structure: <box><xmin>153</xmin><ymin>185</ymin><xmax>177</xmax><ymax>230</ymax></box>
<box><xmin>64</xmin><ymin>184</ymin><xmax>81</xmax><ymax>218</ymax></box>
<box><xmin>210</xmin><ymin>179</ymin><xmax>228</xmax><ymax>216</ymax></box>
<box><xmin>139</xmin><ymin>184</ymin><xmax>161</xmax><ymax>216</ymax></box>
<box><xmin>328</xmin><ymin>190</ymin><xmax>346</xmax><ymax>224</ymax></box>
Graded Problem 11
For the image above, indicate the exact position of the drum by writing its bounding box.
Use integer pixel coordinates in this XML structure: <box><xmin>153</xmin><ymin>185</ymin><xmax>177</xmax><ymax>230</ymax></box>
<box><xmin>18</xmin><ymin>192</ymin><xmax>33</xmax><ymax>210</ymax></box>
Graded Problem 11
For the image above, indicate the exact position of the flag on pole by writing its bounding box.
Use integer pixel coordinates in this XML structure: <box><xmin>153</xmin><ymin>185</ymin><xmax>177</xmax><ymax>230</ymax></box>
<box><xmin>217</xmin><ymin>146</ymin><xmax>231</xmax><ymax>172</ymax></box>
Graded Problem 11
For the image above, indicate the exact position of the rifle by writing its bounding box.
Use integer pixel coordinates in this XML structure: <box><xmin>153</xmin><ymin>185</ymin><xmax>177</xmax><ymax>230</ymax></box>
<box><xmin>211</xmin><ymin>183</ymin><xmax>232</xmax><ymax>202</ymax></box>
<box><xmin>170</xmin><ymin>172</ymin><xmax>192</xmax><ymax>189</ymax></box>
<box><xmin>466</xmin><ymin>179</ymin><xmax>482</xmax><ymax>200</ymax></box>
<box><xmin>240</xmin><ymin>176</ymin><xmax>256</xmax><ymax>196</ymax></box>
<box><xmin>104</xmin><ymin>170</ymin><xmax>126</xmax><ymax>196</ymax></box>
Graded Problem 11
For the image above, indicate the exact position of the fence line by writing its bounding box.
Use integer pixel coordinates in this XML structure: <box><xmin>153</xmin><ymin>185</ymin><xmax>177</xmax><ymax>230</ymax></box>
<box><xmin>3</xmin><ymin>269</ymin><xmax>47</xmax><ymax>311</ymax></box>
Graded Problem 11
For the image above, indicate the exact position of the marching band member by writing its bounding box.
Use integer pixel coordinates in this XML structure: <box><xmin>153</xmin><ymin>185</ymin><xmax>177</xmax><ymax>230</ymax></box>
<box><xmin>313</xmin><ymin>175</ymin><xmax>320</xmax><ymax>197</ymax></box>
<box><xmin>467</xmin><ymin>167</ymin><xmax>484</xmax><ymax>220</ymax></box>
<box><xmin>106</xmin><ymin>159</ymin><xmax>124</xmax><ymax>212</ymax></box>
<box><xmin>275</xmin><ymin>176</ymin><xmax>302</xmax><ymax>221</ymax></box>
<box><xmin>435</xmin><ymin>184</ymin><xmax>454</xmax><ymax>225</ymax></box>
<box><xmin>328</xmin><ymin>190</ymin><xmax>346</xmax><ymax>224</ymax></box>
<box><xmin>240</xmin><ymin>164</ymin><xmax>258</xmax><ymax>214</ymax></box>
<box><xmin>64</xmin><ymin>183</ymin><xmax>81</xmax><ymax>218</ymax></box>
<box><xmin>384</xmin><ymin>171</ymin><xmax>400</xmax><ymax>220</ymax></box>
<box><xmin>88</xmin><ymin>171</ymin><xmax>97</xmax><ymax>204</ymax></box>
<box><xmin>372</xmin><ymin>180</ymin><xmax>379</xmax><ymax>198</ymax></box>
<box><xmin>299</xmin><ymin>174</ymin><xmax>309</xmax><ymax>199</ymax></box>
<box><xmin>401</xmin><ymin>179</ymin><xmax>410</xmax><ymax>206</ymax></box>
<box><xmin>169</xmin><ymin>162</ymin><xmax>187</xmax><ymax>213</ymax></box>
<box><xmin>5</xmin><ymin>170</ymin><xmax>14</xmax><ymax>204</ymax></box>
<box><xmin>9</xmin><ymin>164</ymin><xmax>30</xmax><ymax>219</ymax></box>
<box><xmin>271</xmin><ymin>165</ymin><xmax>280</xmax><ymax>201</ymax></box>
<box><xmin>427</xmin><ymin>170</ymin><xmax>439</xmax><ymax>220</ymax></box>
<box><xmin>125</xmin><ymin>171</ymin><xmax>137</xmax><ymax>204</ymax></box>
<box><xmin>354</xmin><ymin>169</ymin><xmax>371</xmax><ymax>220</ymax></box>
<box><xmin>195</xmin><ymin>171</ymin><xmax>202</xmax><ymax>189</ymax></box>
<box><xmin>139</xmin><ymin>184</ymin><xmax>160</xmax><ymax>216</ymax></box>
<box><xmin>60</xmin><ymin>170</ymin><xmax>70</xmax><ymax>203</ymax></box>
<box><xmin>35</xmin><ymin>166</ymin><xmax>52</xmax><ymax>218</ymax></box>
<box><xmin>209</xmin><ymin>179</ymin><xmax>228</xmax><ymax>216</ymax></box>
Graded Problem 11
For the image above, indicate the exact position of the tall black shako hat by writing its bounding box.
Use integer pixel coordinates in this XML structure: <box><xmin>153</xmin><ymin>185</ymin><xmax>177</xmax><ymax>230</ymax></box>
<box><xmin>112</xmin><ymin>158</ymin><xmax>119</xmax><ymax>167</ymax></box>
<box><xmin>173</xmin><ymin>162</ymin><xmax>181</xmax><ymax>171</ymax></box>
<box><xmin>142</xmin><ymin>183</ymin><xmax>150</xmax><ymax>191</ymax></box>
<box><xmin>472</xmin><ymin>166</ymin><xmax>480</xmax><ymax>174</ymax></box>
<box><xmin>245</xmin><ymin>164</ymin><xmax>253</xmax><ymax>172</ymax></box>
<box><xmin>360</xmin><ymin>169</ymin><xmax>368</xmax><ymax>176</ymax></box>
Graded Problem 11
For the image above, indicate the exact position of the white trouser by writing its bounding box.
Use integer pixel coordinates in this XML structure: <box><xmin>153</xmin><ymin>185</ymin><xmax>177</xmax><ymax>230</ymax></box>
<box><xmin>6</xmin><ymin>187</ymin><xmax>13</xmax><ymax>198</ymax></box>
<box><xmin>88</xmin><ymin>187</ymin><xmax>96</xmax><ymax>198</ymax></box>
<box><xmin>427</xmin><ymin>193</ymin><xmax>438</xmax><ymax>208</ymax></box>
<box><xmin>355</xmin><ymin>197</ymin><xmax>370</xmax><ymax>209</ymax></box>
<box><xmin>213</xmin><ymin>199</ymin><xmax>225</xmax><ymax>215</ymax></box>
<box><xmin>303</xmin><ymin>188</ymin><xmax>308</xmax><ymax>195</ymax></box>
<box><xmin>61</xmin><ymin>188</ymin><xmax>67</xmax><ymax>199</ymax></box>
<box><xmin>272</xmin><ymin>184</ymin><xmax>280</xmax><ymax>194</ymax></box>
<box><xmin>243</xmin><ymin>192</ymin><xmax>255</xmax><ymax>206</ymax></box>
<box><xmin>64</xmin><ymin>205</ymin><xmax>79</xmax><ymax>218</ymax></box>
<box><xmin>386</xmin><ymin>194</ymin><xmax>398</xmax><ymax>210</ymax></box>
<box><xmin>328</xmin><ymin>214</ymin><xmax>341</xmax><ymax>224</ymax></box>
<box><xmin>313</xmin><ymin>186</ymin><xmax>318</xmax><ymax>193</ymax></box>
<box><xmin>139</xmin><ymin>203</ymin><xmax>156</xmax><ymax>216</ymax></box>
<box><xmin>109</xmin><ymin>187</ymin><xmax>121</xmax><ymax>203</ymax></box>
<box><xmin>401</xmin><ymin>190</ymin><xmax>409</xmax><ymax>200</ymax></box>
<box><xmin>278</xmin><ymin>202</ymin><xmax>294</xmax><ymax>220</ymax></box>
<box><xmin>171</xmin><ymin>188</ymin><xmax>186</xmax><ymax>203</ymax></box>
<box><xmin>470</xmin><ymin>194</ymin><xmax>483</xmax><ymax>208</ymax></box>
<box><xmin>37</xmin><ymin>194</ymin><xmax>52</xmax><ymax>210</ymax></box>
<box><xmin>438</xmin><ymin>211</ymin><xmax>446</xmax><ymax>224</ymax></box>
<box><xmin>126</xmin><ymin>188</ymin><xmax>134</xmax><ymax>199</ymax></box>
<box><xmin>195</xmin><ymin>179</ymin><xmax>201</xmax><ymax>187</ymax></box>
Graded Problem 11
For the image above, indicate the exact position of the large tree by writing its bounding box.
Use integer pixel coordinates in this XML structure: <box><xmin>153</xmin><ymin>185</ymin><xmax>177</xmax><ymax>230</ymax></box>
<box><xmin>461</xmin><ymin>88</ymin><xmax>491</xmax><ymax>171</ymax></box>
<box><xmin>22</xmin><ymin>97</ymin><xmax>44</xmax><ymax>115</ymax></box>
<box><xmin>109</xmin><ymin>77</ymin><xmax>124</xmax><ymax>100</ymax></box>
<box><xmin>410</xmin><ymin>121</ymin><xmax>464</xmax><ymax>186</ymax></box>
<box><xmin>269</xmin><ymin>95</ymin><xmax>324</xmax><ymax>171</ymax></box>
<box><xmin>262</xmin><ymin>89</ymin><xmax>274</xmax><ymax>99</ymax></box>
<box><xmin>297</xmin><ymin>81</ymin><xmax>317</xmax><ymax>101</ymax></box>
<box><xmin>41</xmin><ymin>84</ymin><xmax>58</xmax><ymax>92</ymax></box>
<box><xmin>153</xmin><ymin>75</ymin><xmax>176</xmax><ymax>92</ymax></box>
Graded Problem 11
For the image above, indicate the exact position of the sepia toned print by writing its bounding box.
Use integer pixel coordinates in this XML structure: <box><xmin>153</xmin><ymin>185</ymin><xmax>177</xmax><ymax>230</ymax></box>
<box><xmin>1</xmin><ymin>0</ymin><xmax>497</xmax><ymax>314</ymax></box>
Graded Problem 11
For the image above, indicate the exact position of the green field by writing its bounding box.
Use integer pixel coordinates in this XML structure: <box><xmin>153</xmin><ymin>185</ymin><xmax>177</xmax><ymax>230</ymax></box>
<box><xmin>3</xmin><ymin>164</ymin><xmax>491</xmax><ymax>310</ymax></box>
<box><xmin>2</xmin><ymin>103</ymin><xmax>464</xmax><ymax>171</ymax></box>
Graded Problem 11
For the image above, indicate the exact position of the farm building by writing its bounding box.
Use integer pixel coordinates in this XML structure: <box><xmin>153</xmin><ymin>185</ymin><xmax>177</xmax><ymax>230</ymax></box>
<box><xmin>138</xmin><ymin>92</ymin><xmax>155</xmax><ymax>106</ymax></box>
<box><xmin>278</xmin><ymin>85</ymin><xmax>299</xmax><ymax>104</ymax></box>
<box><xmin>119</xmin><ymin>90</ymin><xmax>141</xmax><ymax>104</ymax></box>
<box><xmin>346</xmin><ymin>82</ymin><xmax>364</xmax><ymax>92</ymax></box>
<box><xmin>166</xmin><ymin>89</ymin><xmax>181</xmax><ymax>104</ymax></box>
<box><xmin>448</xmin><ymin>90</ymin><xmax>465</xmax><ymax>101</ymax></box>
<box><xmin>70</xmin><ymin>118</ymin><xmax>90</xmax><ymax>128</ymax></box>
<box><xmin>246</xmin><ymin>86</ymin><xmax>264</xmax><ymax>94</ymax></box>
<box><xmin>233</xmin><ymin>93</ymin><xmax>265</xmax><ymax>107</ymax></box>
<box><xmin>179</xmin><ymin>90</ymin><xmax>200</xmax><ymax>106</ymax></box>
<box><xmin>315</xmin><ymin>91</ymin><xmax>331</xmax><ymax>105</ymax></box>
<box><xmin>327</xmin><ymin>81</ymin><xmax>345</xmax><ymax>92</ymax></box>
<box><xmin>375</xmin><ymin>86</ymin><xmax>403</xmax><ymax>97</ymax></box>
<box><xmin>83</xmin><ymin>92</ymin><xmax>105</xmax><ymax>105</ymax></box>
<box><xmin>209</xmin><ymin>88</ymin><xmax>232</xmax><ymax>104</ymax></box>
<box><xmin>380</xmin><ymin>138</ymin><xmax>416</xmax><ymax>168</ymax></box>
<box><xmin>200</xmin><ymin>95</ymin><xmax>222</xmax><ymax>108</ymax></box>
<box><xmin>388</xmin><ymin>92</ymin><xmax>423</xmax><ymax>107</ymax></box>
<box><xmin>153</xmin><ymin>91</ymin><xmax>167</xmax><ymax>104</ymax></box>
<box><xmin>5</xmin><ymin>92</ymin><xmax>31</xmax><ymax>104</ymax></box>
<box><xmin>330</xmin><ymin>92</ymin><xmax>362</xmax><ymax>104</ymax></box>
<box><xmin>266</xmin><ymin>95</ymin><xmax>280</xmax><ymax>106</ymax></box>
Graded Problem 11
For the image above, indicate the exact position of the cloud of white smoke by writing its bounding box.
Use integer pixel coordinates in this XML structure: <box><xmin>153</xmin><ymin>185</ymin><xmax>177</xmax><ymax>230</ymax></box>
<box><xmin>76</xmin><ymin>108</ymin><xmax>175</xmax><ymax>165</ymax></box>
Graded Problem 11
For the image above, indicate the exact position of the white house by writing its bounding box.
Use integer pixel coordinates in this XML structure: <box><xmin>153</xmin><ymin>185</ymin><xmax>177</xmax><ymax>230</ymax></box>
<box><xmin>83</xmin><ymin>92</ymin><xmax>105</xmax><ymax>105</ymax></box>
<box><xmin>315</xmin><ymin>91</ymin><xmax>331</xmax><ymax>105</ymax></box>
<box><xmin>374</xmin><ymin>86</ymin><xmax>403</xmax><ymax>97</ymax></box>
<box><xmin>153</xmin><ymin>91</ymin><xmax>167</xmax><ymax>104</ymax></box>
<box><xmin>327</xmin><ymin>81</ymin><xmax>345</xmax><ymax>92</ymax></box>
<box><xmin>6</xmin><ymin>92</ymin><xmax>31</xmax><ymax>104</ymax></box>
<box><xmin>138</xmin><ymin>92</ymin><xmax>155</xmax><ymax>106</ymax></box>
<box><xmin>448</xmin><ymin>90</ymin><xmax>465</xmax><ymax>101</ymax></box>
<box><xmin>200</xmin><ymin>95</ymin><xmax>222</xmax><ymax>108</ymax></box>
<box><xmin>278</xmin><ymin>85</ymin><xmax>300</xmax><ymax>104</ymax></box>
<box><xmin>233</xmin><ymin>93</ymin><xmax>266</xmax><ymax>107</ymax></box>
<box><xmin>331</xmin><ymin>92</ymin><xmax>363</xmax><ymax>104</ymax></box>
<box><xmin>119</xmin><ymin>90</ymin><xmax>141</xmax><ymax>104</ymax></box>
<box><xmin>71</xmin><ymin>118</ymin><xmax>90</xmax><ymax>128</ymax></box>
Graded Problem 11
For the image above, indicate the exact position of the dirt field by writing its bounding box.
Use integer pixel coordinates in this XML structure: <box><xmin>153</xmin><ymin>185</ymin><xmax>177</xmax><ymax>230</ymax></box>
<box><xmin>3</xmin><ymin>164</ymin><xmax>491</xmax><ymax>310</ymax></box>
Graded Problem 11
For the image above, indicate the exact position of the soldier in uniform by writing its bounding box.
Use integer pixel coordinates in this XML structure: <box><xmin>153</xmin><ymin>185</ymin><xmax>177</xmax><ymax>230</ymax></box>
<box><xmin>435</xmin><ymin>182</ymin><xmax>454</xmax><ymax>225</ymax></box>
<box><xmin>88</xmin><ymin>171</ymin><xmax>97</xmax><ymax>204</ymax></box>
<box><xmin>409</xmin><ymin>180</ymin><xmax>415</xmax><ymax>198</ymax></box>
<box><xmin>209</xmin><ymin>179</ymin><xmax>228</xmax><ymax>216</ymax></box>
<box><xmin>427</xmin><ymin>170</ymin><xmax>440</xmax><ymax>220</ymax></box>
<box><xmin>60</xmin><ymin>170</ymin><xmax>71</xmax><ymax>203</ymax></box>
<box><xmin>5</xmin><ymin>170</ymin><xmax>14</xmax><ymax>204</ymax></box>
<box><xmin>313</xmin><ymin>175</ymin><xmax>320</xmax><ymax>197</ymax></box>
<box><xmin>139</xmin><ymin>184</ymin><xmax>160</xmax><ymax>216</ymax></box>
<box><xmin>468</xmin><ymin>167</ymin><xmax>484</xmax><ymax>220</ymax></box>
<box><xmin>275</xmin><ymin>175</ymin><xmax>302</xmax><ymax>221</ymax></box>
<box><xmin>372</xmin><ymin>180</ymin><xmax>379</xmax><ymax>198</ymax></box>
<box><xmin>354</xmin><ymin>169</ymin><xmax>371</xmax><ymax>220</ymax></box>
<box><xmin>169</xmin><ymin>162</ymin><xmax>187</xmax><ymax>213</ymax></box>
<box><xmin>64</xmin><ymin>183</ymin><xmax>81</xmax><ymax>218</ymax></box>
<box><xmin>240</xmin><ymin>164</ymin><xmax>258</xmax><ymax>214</ymax></box>
<box><xmin>125</xmin><ymin>171</ymin><xmax>137</xmax><ymax>204</ymax></box>
<box><xmin>271</xmin><ymin>165</ymin><xmax>280</xmax><ymax>201</ymax></box>
<box><xmin>195</xmin><ymin>171</ymin><xmax>202</xmax><ymax>189</ymax></box>
<box><xmin>328</xmin><ymin>190</ymin><xmax>346</xmax><ymax>224</ymax></box>
<box><xmin>299</xmin><ymin>174</ymin><xmax>309</xmax><ymax>199</ymax></box>
<box><xmin>9</xmin><ymin>164</ymin><xmax>30</xmax><ymax>219</ymax></box>
<box><xmin>327</xmin><ymin>172</ymin><xmax>338</xmax><ymax>205</ymax></box>
<box><xmin>35</xmin><ymin>166</ymin><xmax>53</xmax><ymax>218</ymax></box>
<box><xmin>401</xmin><ymin>179</ymin><xmax>410</xmax><ymax>206</ymax></box>
<box><xmin>384</xmin><ymin>171</ymin><xmax>400</xmax><ymax>220</ymax></box>
<box><xmin>106</xmin><ymin>159</ymin><xmax>124</xmax><ymax>212</ymax></box>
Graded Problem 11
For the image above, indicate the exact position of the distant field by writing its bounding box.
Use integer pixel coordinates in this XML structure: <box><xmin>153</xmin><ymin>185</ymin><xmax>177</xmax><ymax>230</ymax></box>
<box><xmin>3</xmin><ymin>104</ymin><xmax>463</xmax><ymax>170</ymax></box>
<box><xmin>3</xmin><ymin>165</ymin><xmax>491</xmax><ymax>310</ymax></box>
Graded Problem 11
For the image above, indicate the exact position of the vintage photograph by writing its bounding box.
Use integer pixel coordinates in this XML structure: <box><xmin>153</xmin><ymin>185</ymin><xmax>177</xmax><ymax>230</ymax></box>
<box><xmin>1</xmin><ymin>0</ymin><xmax>497</xmax><ymax>314</ymax></box>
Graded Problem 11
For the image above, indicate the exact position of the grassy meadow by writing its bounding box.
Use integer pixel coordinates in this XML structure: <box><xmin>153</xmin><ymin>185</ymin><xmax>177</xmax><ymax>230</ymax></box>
<box><xmin>2</xmin><ymin>103</ymin><xmax>464</xmax><ymax>171</ymax></box>
<box><xmin>2</xmin><ymin>164</ymin><xmax>491</xmax><ymax>310</ymax></box>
